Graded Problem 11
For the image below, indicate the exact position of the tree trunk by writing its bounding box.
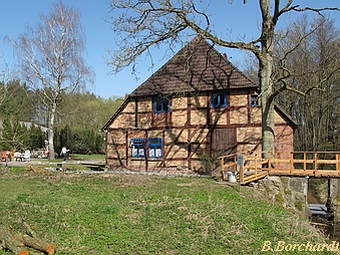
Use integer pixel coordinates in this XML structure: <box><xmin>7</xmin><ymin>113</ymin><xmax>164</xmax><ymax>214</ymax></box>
<box><xmin>259</xmin><ymin>52</ymin><xmax>275</xmax><ymax>159</ymax></box>
<box><xmin>258</xmin><ymin>0</ymin><xmax>276</xmax><ymax>159</ymax></box>
<box><xmin>48</xmin><ymin>102</ymin><xmax>56</xmax><ymax>160</ymax></box>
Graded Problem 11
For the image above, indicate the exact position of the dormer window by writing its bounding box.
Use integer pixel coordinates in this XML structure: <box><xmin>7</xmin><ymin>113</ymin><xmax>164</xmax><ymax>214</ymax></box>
<box><xmin>250</xmin><ymin>94</ymin><xmax>259</xmax><ymax>106</ymax></box>
<box><xmin>154</xmin><ymin>96</ymin><xmax>170</xmax><ymax>113</ymax></box>
<box><xmin>211</xmin><ymin>92</ymin><xmax>227</xmax><ymax>108</ymax></box>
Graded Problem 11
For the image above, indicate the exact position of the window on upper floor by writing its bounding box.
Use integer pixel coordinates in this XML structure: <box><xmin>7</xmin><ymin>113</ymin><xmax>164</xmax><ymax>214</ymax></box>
<box><xmin>250</xmin><ymin>94</ymin><xmax>259</xmax><ymax>106</ymax></box>
<box><xmin>211</xmin><ymin>92</ymin><xmax>227</xmax><ymax>108</ymax></box>
<box><xmin>154</xmin><ymin>96</ymin><xmax>170</xmax><ymax>113</ymax></box>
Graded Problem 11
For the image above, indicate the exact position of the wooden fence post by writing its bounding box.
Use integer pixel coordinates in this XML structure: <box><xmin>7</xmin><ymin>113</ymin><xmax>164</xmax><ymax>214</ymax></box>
<box><xmin>290</xmin><ymin>152</ymin><xmax>294</xmax><ymax>175</ymax></box>
<box><xmin>255</xmin><ymin>154</ymin><xmax>258</xmax><ymax>178</ymax></box>
<box><xmin>314</xmin><ymin>153</ymin><xmax>318</xmax><ymax>176</ymax></box>
<box><xmin>239</xmin><ymin>165</ymin><xmax>244</xmax><ymax>185</ymax></box>
<box><xmin>220</xmin><ymin>157</ymin><xmax>224</xmax><ymax>170</ymax></box>
<box><xmin>268</xmin><ymin>152</ymin><xmax>272</xmax><ymax>173</ymax></box>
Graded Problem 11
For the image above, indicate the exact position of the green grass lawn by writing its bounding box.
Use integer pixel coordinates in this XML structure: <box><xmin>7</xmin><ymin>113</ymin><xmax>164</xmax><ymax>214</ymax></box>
<box><xmin>0</xmin><ymin>166</ymin><xmax>335</xmax><ymax>255</ymax></box>
<box><xmin>27</xmin><ymin>153</ymin><xmax>106</xmax><ymax>171</ymax></box>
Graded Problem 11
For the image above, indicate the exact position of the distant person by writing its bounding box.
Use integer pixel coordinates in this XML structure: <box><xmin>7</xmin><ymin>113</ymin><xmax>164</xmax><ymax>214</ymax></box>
<box><xmin>24</xmin><ymin>149</ymin><xmax>31</xmax><ymax>162</ymax></box>
<box><xmin>60</xmin><ymin>146</ymin><xmax>70</xmax><ymax>161</ymax></box>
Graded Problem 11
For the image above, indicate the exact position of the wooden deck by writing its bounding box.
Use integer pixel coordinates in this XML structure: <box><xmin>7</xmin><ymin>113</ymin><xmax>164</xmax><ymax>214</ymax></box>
<box><xmin>220</xmin><ymin>151</ymin><xmax>340</xmax><ymax>185</ymax></box>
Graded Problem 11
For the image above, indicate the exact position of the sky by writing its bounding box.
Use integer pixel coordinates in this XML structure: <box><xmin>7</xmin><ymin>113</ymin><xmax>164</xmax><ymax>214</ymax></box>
<box><xmin>0</xmin><ymin>0</ymin><xmax>339</xmax><ymax>98</ymax></box>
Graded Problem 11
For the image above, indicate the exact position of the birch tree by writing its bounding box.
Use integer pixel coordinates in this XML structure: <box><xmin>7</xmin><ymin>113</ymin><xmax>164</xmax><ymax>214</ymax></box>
<box><xmin>12</xmin><ymin>1</ymin><xmax>94</xmax><ymax>159</ymax></box>
<box><xmin>106</xmin><ymin>0</ymin><xmax>338</xmax><ymax>158</ymax></box>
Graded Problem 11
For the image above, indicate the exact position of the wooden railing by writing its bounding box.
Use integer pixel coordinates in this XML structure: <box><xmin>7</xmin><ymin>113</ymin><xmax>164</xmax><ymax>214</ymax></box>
<box><xmin>220</xmin><ymin>151</ymin><xmax>340</xmax><ymax>185</ymax></box>
<box><xmin>220</xmin><ymin>153</ymin><xmax>269</xmax><ymax>184</ymax></box>
<box><xmin>268</xmin><ymin>151</ymin><xmax>340</xmax><ymax>177</ymax></box>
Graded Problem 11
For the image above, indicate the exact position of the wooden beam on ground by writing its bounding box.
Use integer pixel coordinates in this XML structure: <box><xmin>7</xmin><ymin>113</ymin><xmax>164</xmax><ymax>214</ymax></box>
<box><xmin>81</xmin><ymin>163</ymin><xmax>106</xmax><ymax>171</ymax></box>
<box><xmin>241</xmin><ymin>172</ymin><xmax>268</xmax><ymax>185</ymax></box>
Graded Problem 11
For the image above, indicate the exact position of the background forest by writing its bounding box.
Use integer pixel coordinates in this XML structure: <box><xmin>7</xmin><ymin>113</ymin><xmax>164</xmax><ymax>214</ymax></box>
<box><xmin>0</xmin><ymin>80</ymin><xmax>124</xmax><ymax>156</ymax></box>
<box><xmin>243</xmin><ymin>16</ymin><xmax>339</xmax><ymax>152</ymax></box>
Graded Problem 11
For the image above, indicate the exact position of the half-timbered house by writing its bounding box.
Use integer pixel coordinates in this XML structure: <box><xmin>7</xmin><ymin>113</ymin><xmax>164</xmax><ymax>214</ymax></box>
<box><xmin>102</xmin><ymin>37</ymin><xmax>297</xmax><ymax>174</ymax></box>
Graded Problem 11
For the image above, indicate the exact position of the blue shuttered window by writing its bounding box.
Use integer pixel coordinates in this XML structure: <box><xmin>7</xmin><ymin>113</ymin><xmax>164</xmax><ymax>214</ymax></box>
<box><xmin>130</xmin><ymin>138</ymin><xmax>163</xmax><ymax>159</ymax></box>
<box><xmin>130</xmin><ymin>138</ymin><xmax>145</xmax><ymax>158</ymax></box>
<box><xmin>148</xmin><ymin>138</ymin><xmax>162</xmax><ymax>158</ymax></box>
<box><xmin>211</xmin><ymin>92</ymin><xmax>227</xmax><ymax>108</ymax></box>
<box><xmin>154</xmin><ymin>96</ymin><xmax>170</xmax><ymax>113</ymax></box>
<box><xmin>250</xmin><ymin>94</ymin><xmax>259</xmax><ymax>106</ymax></box>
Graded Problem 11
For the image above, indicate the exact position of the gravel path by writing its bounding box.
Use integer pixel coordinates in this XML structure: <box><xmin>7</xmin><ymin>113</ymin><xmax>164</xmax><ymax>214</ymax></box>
<box><xmin>0</xmin><ymin>157</ymin><xmax>104</xmax><ymax>167</ymax></box>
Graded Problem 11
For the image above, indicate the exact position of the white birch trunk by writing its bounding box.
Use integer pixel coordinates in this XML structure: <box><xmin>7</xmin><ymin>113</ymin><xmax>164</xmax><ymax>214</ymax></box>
<box><xmin>48</xmin><ymin>102</ymin><xmax>56</xmax><ymax>160</ymax></box>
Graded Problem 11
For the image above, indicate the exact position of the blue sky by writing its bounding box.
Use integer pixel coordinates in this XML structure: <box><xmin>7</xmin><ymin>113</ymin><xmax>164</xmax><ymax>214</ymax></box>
<box><xmin>0</xmin><ymin>0</ymin><xmax>339</xmax><ymax>98</ymax></box>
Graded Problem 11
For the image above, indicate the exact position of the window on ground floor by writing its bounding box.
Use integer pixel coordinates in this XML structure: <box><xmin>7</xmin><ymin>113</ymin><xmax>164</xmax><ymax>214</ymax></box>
<box><xmin>148</xmin><ymin>138</ymin><xmax>162</xmax><ymax>158</ymax></box>
<box><xmin>130</xmin><ymin>137</ymin><xmax>163</xmax><ymax>159</ymax></box>
<box><xmin>130</xmin><ymin>138</ymin><xmax>146</xmax><ymax>158</ymax></box>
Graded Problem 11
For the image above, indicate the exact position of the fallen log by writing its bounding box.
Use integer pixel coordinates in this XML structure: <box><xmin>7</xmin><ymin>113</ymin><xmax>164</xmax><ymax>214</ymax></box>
<box><xmin>0</xmin><ymin>226</ymin><xmax>29</xmax><ymax>255</ymax></box>
<box><xmin>0</xmin><ymin>225</ymin><xmax>55</xmax><ymax>255</ymax></box>
<box><xmin>19</xmin><ymin>234</ymin><xmax>55</xmax><ymax>254</ymax></box>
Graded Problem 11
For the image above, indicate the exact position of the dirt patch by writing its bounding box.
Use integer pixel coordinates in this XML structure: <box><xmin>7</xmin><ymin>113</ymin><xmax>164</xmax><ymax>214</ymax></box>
<box><xmin>177</xmin><ymin>181</ymin><xmax>202</xmax><ymax>187</ymax></box>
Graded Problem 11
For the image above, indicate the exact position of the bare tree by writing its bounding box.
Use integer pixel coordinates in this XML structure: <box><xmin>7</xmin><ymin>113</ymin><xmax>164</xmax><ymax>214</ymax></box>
<box><xmin>274</xmin><ymin>16</ymin><xmax>340</xmax><ymax>151</ymax></box>
<box><xmin>0</xmin><ymin>56</ymin><xmax>16</xmax><ymax>110</ymax></box>
<box><xmin>0</xmin><ymin>57</ymin><xmax>9</xmax><ymax>109</ymax></box>
<box><xmin>11</xmin><ymin>1</ymin><xmax>94</xmax><ymax>159</ymax></box>
<box><xmin>106</xmin><ymin>0</ymin><xmax>338</xmax><ymax>158</ymax></box>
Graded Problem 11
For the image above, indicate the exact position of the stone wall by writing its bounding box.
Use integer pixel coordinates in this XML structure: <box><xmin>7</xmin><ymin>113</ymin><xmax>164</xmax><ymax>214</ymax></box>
<box><xmin>257</xmin><ymin>176</ymin><xmax>309</xmax><ymax>215</ymax></box>
<box><xmin>329</xmin><ymin>179</ymin><xmax>340</xmax><ymax>221</ymax></box>
<box><xmin>258</xmin><ymin>177</ymin><xmax>340</xmax><ymax>220</ymax></box>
